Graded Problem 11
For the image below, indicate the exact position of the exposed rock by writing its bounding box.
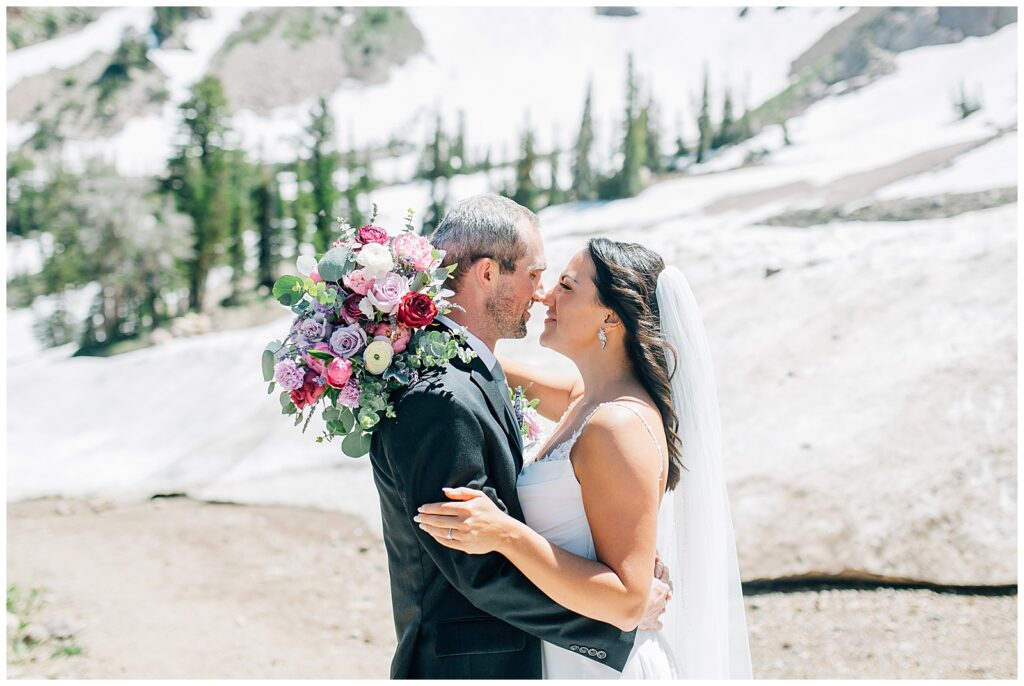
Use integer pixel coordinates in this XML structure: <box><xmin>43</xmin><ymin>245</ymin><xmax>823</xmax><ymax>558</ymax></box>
<box><xmin>714</xmin><ymin>205</ymin><xmax>1017</xmax><ymax>585</ymax></box>
<box><xmin>23</xmin><ymin>622</ymin><xmax>50</xmax><ymax>643</ymax></box>
<box><xmin>6</xmin><ymin>7</ymin><xmax>108</xmax><ymax>52</ymax></box>
<box><xmin>210</xmin><ymin>7</ymin><xmax>424</xmax><ymax>115</ymax></box>
<box><xmin>45</xmin><ymin>615</ymin><xmax>79</xmax><ymax>639</ymax></box>
<box><xmin>753</xmin><ymin>8</ymin><xmax>1016</xmax><ymax>130</ymax></box>
<box><xmin>6</xmin><ymin>49</ymin><xmax>168</xmax><ymax>146</ymax></box>
<box><xmin>760</xmin><ymin>187</ymin><xmax>1018</xmax><ymax>227</ymax></box>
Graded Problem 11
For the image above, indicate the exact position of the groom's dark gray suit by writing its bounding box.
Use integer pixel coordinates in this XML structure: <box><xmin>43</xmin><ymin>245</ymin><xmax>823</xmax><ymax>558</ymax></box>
<box><xmin>369</xmin><ymin>322</ymin><xmax>636</xmax><ymax>679</ymax></box>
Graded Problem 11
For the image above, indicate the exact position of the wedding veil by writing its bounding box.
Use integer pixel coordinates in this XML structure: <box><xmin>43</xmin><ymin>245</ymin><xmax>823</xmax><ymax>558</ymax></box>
<box><xmin>655</xmin><ymin>265</ymin><xmax>752</xmax><ymax>678</ymax></box>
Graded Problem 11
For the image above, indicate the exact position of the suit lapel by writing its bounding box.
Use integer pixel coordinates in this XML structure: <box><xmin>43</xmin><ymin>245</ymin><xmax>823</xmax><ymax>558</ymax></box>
<box><xmin>466</xmin><ymin>358</ymin><xmax>525</xmax><ymax>471</ymax></box>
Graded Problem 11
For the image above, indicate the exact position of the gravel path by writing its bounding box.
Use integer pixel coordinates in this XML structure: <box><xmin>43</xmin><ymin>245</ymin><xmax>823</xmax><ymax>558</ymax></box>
<box><xmin>6</xmin><ymin>497</ymin><xmax>1017</xmax><ymax>679</ymax></box>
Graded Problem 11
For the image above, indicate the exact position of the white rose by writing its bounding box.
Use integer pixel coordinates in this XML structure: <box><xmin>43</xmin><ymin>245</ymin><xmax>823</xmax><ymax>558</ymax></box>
<box><xmin>358</xmin><ymin>296</ymin><xmax>376</xmax><ymax>319</ymax></box>
<box><xmin>355</xmin><ymin>243</ymin><xmax>395</xmax><ymax>277</ymax></box>
<box><xmin>363</xmin><ymin>339</ymin><xmax>394</xmax><ymax>375</ymax></box>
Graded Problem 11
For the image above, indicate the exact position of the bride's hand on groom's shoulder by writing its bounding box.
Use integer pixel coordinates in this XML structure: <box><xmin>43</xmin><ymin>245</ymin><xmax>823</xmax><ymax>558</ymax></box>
<box><xmin>414</xmin><ymin>487</ymin><xmax>518</xmax><ymax>555</ymax></box>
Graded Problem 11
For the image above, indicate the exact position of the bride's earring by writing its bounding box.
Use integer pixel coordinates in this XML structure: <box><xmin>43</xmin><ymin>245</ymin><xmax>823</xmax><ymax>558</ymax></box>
<box><xmin>598</xmin><ymin>327</ymin><xmax>607</xmax><ymax>349</ymax></box>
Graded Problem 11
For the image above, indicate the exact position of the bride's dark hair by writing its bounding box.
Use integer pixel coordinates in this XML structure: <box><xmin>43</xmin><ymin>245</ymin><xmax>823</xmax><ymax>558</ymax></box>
<box><xmin>587</xmin><ymin>238</ymin><xmax>682</xmax><ymax>490</ymax></box>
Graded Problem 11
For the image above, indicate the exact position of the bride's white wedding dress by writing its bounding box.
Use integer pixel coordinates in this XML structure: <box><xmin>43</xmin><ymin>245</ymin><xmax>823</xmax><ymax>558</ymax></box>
<box><xmin>517</xmin><ymin>400</ymin><xmax>679</xmax><ymax>679</ymax></box>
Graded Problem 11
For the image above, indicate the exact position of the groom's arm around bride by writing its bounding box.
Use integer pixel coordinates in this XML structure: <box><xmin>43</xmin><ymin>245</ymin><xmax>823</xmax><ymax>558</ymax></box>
<box><xmin>369</xmin><ymin>363</ymin><xmax>637</xmax><ymax>679</ymax></box>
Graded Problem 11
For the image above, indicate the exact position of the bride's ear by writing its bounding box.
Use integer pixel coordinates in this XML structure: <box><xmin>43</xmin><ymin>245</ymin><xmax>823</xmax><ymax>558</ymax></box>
<box><xmin>603</xmin><ymin>311</ymin><xmax>622</xmax><ymax>329</ymax></box>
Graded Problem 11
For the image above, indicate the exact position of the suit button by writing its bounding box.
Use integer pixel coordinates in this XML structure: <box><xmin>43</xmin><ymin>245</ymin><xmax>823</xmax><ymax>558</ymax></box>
<box><xmin>597</xmin><ymin>651</ymin><xmax>607</xmax><ymax>659</ymax></box>
<box><xmin>588</xmin><ymin>648</ymin><xmax>598</xmax><ymax>656</ymax></box>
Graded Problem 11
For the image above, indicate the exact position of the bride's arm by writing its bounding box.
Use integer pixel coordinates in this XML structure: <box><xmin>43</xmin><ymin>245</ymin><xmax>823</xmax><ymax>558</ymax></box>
<box><xmin>495</xmin><ymin>351</ymin><xmax>583</xmax><ymax>422</ymax></box>
<box><xmin>416</xmin><ymin>406</ymin><xmax>663</xmax><ymax>631</ymax></box>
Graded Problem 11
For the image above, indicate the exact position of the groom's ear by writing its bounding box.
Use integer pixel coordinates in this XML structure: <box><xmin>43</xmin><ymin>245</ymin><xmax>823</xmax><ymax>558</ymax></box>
<box><xmin>472</xmin><ymin>257</ymin><xmax>499</xmax><ymax>291</ymax></box>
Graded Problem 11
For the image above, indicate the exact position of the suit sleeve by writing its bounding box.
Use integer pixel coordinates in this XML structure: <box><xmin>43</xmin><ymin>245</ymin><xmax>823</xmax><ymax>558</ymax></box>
<box><xmin>380</xmin><ymin>386</ymin><xmax>637</xmax><ymax>672</ymax></box>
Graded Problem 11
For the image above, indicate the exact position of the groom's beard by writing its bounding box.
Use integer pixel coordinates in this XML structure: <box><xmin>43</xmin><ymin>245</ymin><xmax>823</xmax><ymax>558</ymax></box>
<box><xmin>486</xmin><ymin>289</ymin><xmax>529</xmax><ymax>339</ymax></box>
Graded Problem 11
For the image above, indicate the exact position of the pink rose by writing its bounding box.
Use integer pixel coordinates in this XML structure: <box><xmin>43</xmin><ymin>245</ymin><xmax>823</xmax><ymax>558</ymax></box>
<box><xmin>391</xmin><ymin>231</ymin><xmax>442</xmax><ymax>271</ymax></box>
<box><xmin>310</xmin><ymin>268</ymin><xmax>324</xmax><ymax>284</ymax></box>
<box><xmin>303</xmin><ymin>342</ymin><xmax>333</xmax><ymax>375</ymax></box>
<box><xmin>325</xmin><ymin>357</ymin><xmax>353</xmax><ymax>389</ymax></box>
<box><xmin>357</xmin><ymin>225</ymin><xmax>389</xmax><ymax>246</ymax></box>
<box><xmin>374</xmin><ymin>323</ymin><xmax>413</xmax><ymax>353</ymax></box>
<box><xmin>343</xmin><ymin>269</ymin><xmax>374</xmax><ymax>296</ymax></box>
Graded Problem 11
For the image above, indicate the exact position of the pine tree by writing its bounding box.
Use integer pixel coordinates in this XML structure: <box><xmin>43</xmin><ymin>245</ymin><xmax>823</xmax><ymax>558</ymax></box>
<box><xmin>420</xmin><ymin>112</ymin><xmax>452</xmax><ymax>181</ymax></box>
<box><xmin>451</xmin><ymin>110</ymin><xmax>467</xmax><ymax>172</ymax></box>
<box><xmin>290</xmin><ymin>159</ymin><xmax>310</xmax><ymax>252</ymax></box>
<box><xmin>696</xmin><ymin>65</ymin><xmax>713</xmax><ymax>163</ymax></box>
<box><xmin>166</xmin><ymin>75</ymin><xmax>232</xmax><ymax>312</ymax></box>
<box><xmin>614</xmin><ymin>53</ymin><xmax>646</xmax><ymax>198</ymax></box>
<box><xmin>421</xmin><ymin>178</ymin><xmax>448</xmax><ymax>237</ymax></box>
<box><xmin>737</xmin><ymin>106</ymin><xmax>754</xmax><ymax>142</ymax></box>
<box><xmin>641</xmin><ymin>96</ymin><xmax>663</xmax><ymax>174</ymax></box>
<box><xmin>571</xmin><ymin>81</ymin><xmax>597</xmax><ymax>201</ymax></box>
<box><xmin>713</xmin><ymin>88</ymin><xmax>736</xmax><ymax>149</ymax></box>
<box><xmin>307</xmin><ymin>96</ymin><xmax>339</xmax><ymax>254</ymax></box>
<box><xmin>547</xmin><ymin>145</ymin><xmax>564</xmax><ymax>207</ymax></box>
<box><xmin>254</xmin><ymin>163</ymin><xmax>280</xmax><ymax>290</ymax></box>
<box><xmin>674</xmin><ymin>112</ymin><xmax>689</xmax><ymax>159</ymax></box>
<box><xmin>225</xmin><ymin>149</ymin><xmax>250</xmax><ymax>306</ymax></box>
<box><xmin>512</xmin><ymin>122</ymin><xmax>540</xmax><ymax>211</ymax></box>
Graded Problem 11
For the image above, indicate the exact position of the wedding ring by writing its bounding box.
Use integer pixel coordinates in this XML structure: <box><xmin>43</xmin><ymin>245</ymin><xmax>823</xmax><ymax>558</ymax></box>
<box><xmin>447</xmin><ymin>528</ymin><xmax>453</xmax><ymax>540</ymax></box>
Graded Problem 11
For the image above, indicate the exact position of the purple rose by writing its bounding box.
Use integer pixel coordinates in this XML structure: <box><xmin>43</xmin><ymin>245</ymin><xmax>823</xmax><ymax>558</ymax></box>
<box><xmin>299</xmin><ymin>318</ymin><xmax>324</xmax><ymax>340</ymax></box>
<box><xmin>364</xmin><ymin>272</ymin><xmax>409</xmax><ymax>314</ymax></box>
<box><xmin>329</xmin><ymin>323</ymin><xmax>367</xmax><ymax>359</ymax></box>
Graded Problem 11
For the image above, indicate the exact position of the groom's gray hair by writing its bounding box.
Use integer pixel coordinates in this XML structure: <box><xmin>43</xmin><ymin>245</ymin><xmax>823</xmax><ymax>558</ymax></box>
<box><xmin>431</xmin><ymin>193</ymin><xmax>539</xmax><ymax>291</ymax></box>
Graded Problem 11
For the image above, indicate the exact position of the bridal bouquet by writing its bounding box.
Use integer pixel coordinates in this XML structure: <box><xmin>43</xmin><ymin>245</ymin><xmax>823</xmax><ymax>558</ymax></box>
<box><xmin>260</xmin><ymin>208</ymin><xmax>475</xmax><ymax>457</ymax></box>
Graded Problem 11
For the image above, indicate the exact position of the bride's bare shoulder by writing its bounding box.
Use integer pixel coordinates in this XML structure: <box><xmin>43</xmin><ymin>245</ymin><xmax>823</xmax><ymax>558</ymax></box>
<box><xmin>570</xmin><ymin>399</ymin><xmax>664</xmax><ymax>475</ymax></box>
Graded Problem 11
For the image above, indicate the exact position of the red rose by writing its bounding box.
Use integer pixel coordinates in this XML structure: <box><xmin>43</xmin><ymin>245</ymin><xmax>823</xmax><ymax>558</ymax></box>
<box><xmin>357</xmin><ymin>225</ymin><xmax>389</xmax><ymax>245</ymax></box>
<box><xmin>395</xmin><ymin>291</ymin><xmax>437</xmax><ymax>329</ymax></box>
<box><xmin>290</xmin><ymin>370</ymin><xmax>326</xmax><ymax>409</ymax></box>
<box><xmin>342</xmin><ymin>294</ymin><xmax>365</xmax><ymax>324</ymax></box>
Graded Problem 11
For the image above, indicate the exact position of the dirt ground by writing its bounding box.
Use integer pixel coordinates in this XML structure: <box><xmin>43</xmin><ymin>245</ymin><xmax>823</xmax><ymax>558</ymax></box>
<box><xmin>6</xmin><ymin>497</ymin><xmax>1017</xmax><ymax>679</ymax></box>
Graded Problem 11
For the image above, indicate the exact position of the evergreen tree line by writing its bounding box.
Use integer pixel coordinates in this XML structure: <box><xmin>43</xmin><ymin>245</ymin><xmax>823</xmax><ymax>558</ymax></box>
<box><xmin>410</xmin><ymin>54</ymin><xmax>758</xmax><ymax>219</ymax></box>
<box><xmin>7</xmin><ymin>80</ymin><xmax>379</xmax><ymax>353</ymax></box>
<box><xmin>8</xmin><ymin>58</ymin><xmax>760</xmax><ymax>353</ymax></box>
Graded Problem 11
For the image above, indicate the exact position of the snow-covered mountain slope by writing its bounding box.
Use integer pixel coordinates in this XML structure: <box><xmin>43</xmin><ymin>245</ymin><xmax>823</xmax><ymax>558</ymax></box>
<box><xmin>7</xmin><ymin>6</ymin><xmax>852</xmax><ymax>176</ymax></box>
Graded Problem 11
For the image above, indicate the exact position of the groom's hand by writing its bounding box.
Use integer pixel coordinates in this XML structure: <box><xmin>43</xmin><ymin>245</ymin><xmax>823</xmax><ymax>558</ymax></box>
<box><xmin>638</xmin><ymin>555</ymin><xmax>673</xmax><ymax>631</ymax></box>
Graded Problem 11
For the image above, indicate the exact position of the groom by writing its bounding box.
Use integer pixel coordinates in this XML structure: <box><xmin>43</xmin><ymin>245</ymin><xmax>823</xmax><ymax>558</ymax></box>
<box><xmin>369</xmin><ymin>194</ymin><xmax>666</xmax><ymax>679</ymax></box>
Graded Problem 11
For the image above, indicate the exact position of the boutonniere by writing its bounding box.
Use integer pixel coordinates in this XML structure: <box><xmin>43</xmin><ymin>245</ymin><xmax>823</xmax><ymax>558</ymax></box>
<box><xmin>508</xmin><ymin>385</ymin><xmax>543</xmax><ymax>445</ymax></box>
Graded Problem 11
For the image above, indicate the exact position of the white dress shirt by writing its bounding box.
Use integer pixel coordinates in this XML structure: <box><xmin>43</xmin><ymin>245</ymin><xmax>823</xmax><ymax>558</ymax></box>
<box><xmin>436</xmin><ymin>314</ymin><xmax>499</xmax><ymax>373</ymax></box>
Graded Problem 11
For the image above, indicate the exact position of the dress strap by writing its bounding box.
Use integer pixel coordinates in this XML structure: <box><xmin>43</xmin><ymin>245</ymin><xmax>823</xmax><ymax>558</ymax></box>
<box><xmin>583</xmin><ymin>401</ymin><xmax>665</xmax><ymax>478</ymax></box>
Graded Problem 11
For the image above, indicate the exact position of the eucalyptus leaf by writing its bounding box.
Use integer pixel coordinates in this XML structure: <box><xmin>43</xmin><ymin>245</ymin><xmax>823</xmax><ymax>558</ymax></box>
<box><xmin>342</xmin><ymin>431</ymin><xmax>372</xmax><ymax>458</ymax></box>
<box><xmin>326</xmin><ymin>419</ymin><xmax>349</xmax><ymax>435</ymax></box>
<box><xmin>410</xmin><ymin>272</ymin><xmax>430</xmax><ymax>292</ymax></box>
<box><xmin>267</xmin><ymin>381</ymin><xmax>276</xmax><ymax>395</ymax></box>
<box><xmin>261</xmin><ymin>349</ymin><xmax>275</xmax><ymax>382</ymax></box>
<box><xmin>317</xmin><ymin>246</ymin><xmax>351</xmax><ymax>282</ymax></box>
<box><xmin>339</xmin><ymin>407</ymin><xmax>355</xmax><ymax>433</ymax></box>
<box><xmin>296</xmin><ymin>254</ymin><xmax>318</xmax><ymax>276</ymax></box>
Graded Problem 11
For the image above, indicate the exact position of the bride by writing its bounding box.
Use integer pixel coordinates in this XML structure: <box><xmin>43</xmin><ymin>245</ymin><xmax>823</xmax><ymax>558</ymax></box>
<box><xmin>415</xmin><ymin>238</ymin><xmax>752</xmax><ymax>678</ymax></box>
